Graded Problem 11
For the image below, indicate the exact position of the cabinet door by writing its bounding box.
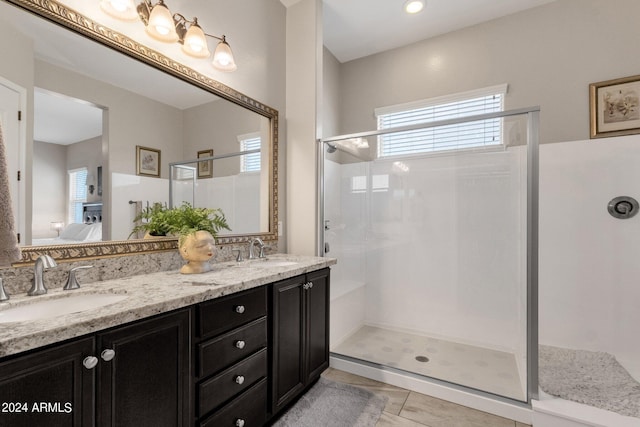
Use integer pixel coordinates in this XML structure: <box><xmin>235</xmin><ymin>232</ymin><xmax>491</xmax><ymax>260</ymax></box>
<box><xmin>306</xmin><ymin>268</ymin><xmax>330</xmax><ymax>382</ymax></box>
<box><xmin>0</xmin><ymin>337</ymin><xmax>95</xmax><ymax>427</ymax></box>
<box><xmin>96</xmin><ymin>309</ymin><xmax>190</xmax><ymax>427</ymax></box>
<box><xmin>271</xmin><ymin>276</ymin><xmax>306</xmax><ymax>413</ymax></box>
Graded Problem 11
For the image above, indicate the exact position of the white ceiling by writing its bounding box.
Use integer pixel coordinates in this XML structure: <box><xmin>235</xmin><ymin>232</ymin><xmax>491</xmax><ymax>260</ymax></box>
<box><xmin>284</xmin><ymin>0</ymin><xmax>557</xmax><ymax>63</ymax></box>
<box><xmin>34</xmin><ymin>90</ymin><xmax>103</xmax><ymax>145</ymax></box>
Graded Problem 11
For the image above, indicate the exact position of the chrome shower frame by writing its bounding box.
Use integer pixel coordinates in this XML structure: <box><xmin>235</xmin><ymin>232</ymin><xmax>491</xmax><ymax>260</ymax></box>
<box><xmin>317</xmin><ymin>106</ymin><xmax>540</xmax><ymax>407</ymax></box>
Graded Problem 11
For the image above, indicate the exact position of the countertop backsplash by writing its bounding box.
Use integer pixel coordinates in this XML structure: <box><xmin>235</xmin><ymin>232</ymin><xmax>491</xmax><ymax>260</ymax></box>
<box><xmin>0</xmin><ymin>244</ymin><xmax>276</xmax><ymax>296</ymax></box>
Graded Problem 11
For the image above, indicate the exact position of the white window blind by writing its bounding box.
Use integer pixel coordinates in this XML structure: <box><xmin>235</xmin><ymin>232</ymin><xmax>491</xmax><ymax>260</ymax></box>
<box><xmin>376</xmin><ymin>84</ymin><xmax>507</xmax><ymax>158</ymax></box>
<box><xmin>68</xmin><ymin>168</ymin><xmax>88</xmax><ymax>224</ymax></box>
<box><xmin>239</xmin><ymin>134</ymin><xmax>261</xmax><ymax>172</ymax></box>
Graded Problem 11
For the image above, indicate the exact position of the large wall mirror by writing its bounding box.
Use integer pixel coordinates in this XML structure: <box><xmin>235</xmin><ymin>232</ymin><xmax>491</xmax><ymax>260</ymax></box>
<box><xmin>0</xmin><ymin>0</ymin><xmax>278</xmax><ymax>264</ymax></box>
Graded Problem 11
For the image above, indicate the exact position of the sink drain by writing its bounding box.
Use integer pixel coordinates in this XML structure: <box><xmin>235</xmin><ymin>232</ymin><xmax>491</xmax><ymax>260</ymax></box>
<box><xmin>415</xmin><ymin>355</ymin><xmax>429</xmax><ymax>363</ymax></box>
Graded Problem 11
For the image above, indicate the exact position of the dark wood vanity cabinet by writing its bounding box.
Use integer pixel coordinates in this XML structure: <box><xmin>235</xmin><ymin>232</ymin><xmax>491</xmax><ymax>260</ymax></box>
<box><xmin>96</xmin><ymin>309</ymin><xmax>190</xmax><ymax>427</ymax></box>
<box><xmin>0</xmin><ymin>267</ymin><xmax>331</xmax><ymax>427</ymax></box>
<box><xmin>271</xmin><ymin>268</ymin><xmax>330</xmax><ymax>414</ymax></box>
<box><xmin>0</xmin><ymin>309</ymin><xmax>190</xmax><ymax>427</ymax></box>
<box><xmin>0</xmin><ymin>337</ymin><xmax>95</xmax><ymax>427</ymax></box>
<box><xmin>194</xmin><ymin>287</ymin><xmax>269</xmax><ymax>427</ymax></box>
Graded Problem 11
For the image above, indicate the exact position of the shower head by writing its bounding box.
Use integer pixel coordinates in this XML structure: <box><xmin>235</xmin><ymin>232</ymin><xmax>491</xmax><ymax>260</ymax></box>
<box><xmin>326</xmin><ymin>143</ymin><xmax>337</xmax><ymax>153</ymax></box>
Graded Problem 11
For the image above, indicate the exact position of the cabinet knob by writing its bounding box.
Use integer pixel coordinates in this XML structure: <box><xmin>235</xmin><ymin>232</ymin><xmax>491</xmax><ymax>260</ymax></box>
<box><xmin>235</xmin><ymin>375</ymin><xmax>245</xmax><ymax>385</ymax></box>
<box><xmin>101</xmin><ymin>349</ymin><xmax>116</xmax><ymax>362</ymax></box>
<box><xmin>235</xmin><ymin>419</ymin><xmax>245</xmax><ymax>427</ymax></box>
<box><xmin>235</xmin><ymin>305</ymin><xmax>245</xmax><ymax>314</ymax></box>
<box><xmin>83</xmin><ymin>356</ymin><xmax>98</xmax><ymax>370</ymax></box>
<box><xmin>235</xmin><ymin>340</ymin><xmax>246</xmax><ymax>349</ymax></box>
<box><xmin>308</xmin><ymin>281</ymin><xmax>314</xmax><ymax>289</ymax></box>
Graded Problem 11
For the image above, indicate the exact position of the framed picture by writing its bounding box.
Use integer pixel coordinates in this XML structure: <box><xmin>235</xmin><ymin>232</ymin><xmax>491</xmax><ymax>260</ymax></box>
<box><xmin>197</xmin><ymin>149</ymin><xmax>214</xmax><ymax>179</ymax></box>
<box><xmin>590</xmin><ymin>75</ymin><xmax>640</xmax><ymax>138</ymax></box>
<box><xmin>136</xmin><ymin>145</ymin><xmax>161</xmax><ymax>177</ymax></box>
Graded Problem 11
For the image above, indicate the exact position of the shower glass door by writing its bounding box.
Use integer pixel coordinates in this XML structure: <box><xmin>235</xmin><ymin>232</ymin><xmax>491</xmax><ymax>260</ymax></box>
<box><xmin>322</xmin><ymin>109</ymin><xmax>538</xmax><ymax>403</ymax></box>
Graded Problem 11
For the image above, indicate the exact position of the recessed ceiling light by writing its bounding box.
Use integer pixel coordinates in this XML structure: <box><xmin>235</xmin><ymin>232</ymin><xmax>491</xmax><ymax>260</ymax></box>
<box><xmin>404</xmin><ymin>0</ymin><xmax>425</xmax><ymax>14</ymax></box>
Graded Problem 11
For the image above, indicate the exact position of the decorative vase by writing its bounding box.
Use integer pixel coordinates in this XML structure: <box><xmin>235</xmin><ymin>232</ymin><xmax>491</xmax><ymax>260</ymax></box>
<box><xmin>179</xmin><ymin>230</ymin><xmax>216</xmax><ymax>274</ymax></box>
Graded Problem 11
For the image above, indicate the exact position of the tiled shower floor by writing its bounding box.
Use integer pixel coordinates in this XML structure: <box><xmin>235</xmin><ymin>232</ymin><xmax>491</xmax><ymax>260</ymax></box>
<box><xmin>332</xmin><ymin>325</ymin><xmax>526</xmax><ymax>401</ymax></box>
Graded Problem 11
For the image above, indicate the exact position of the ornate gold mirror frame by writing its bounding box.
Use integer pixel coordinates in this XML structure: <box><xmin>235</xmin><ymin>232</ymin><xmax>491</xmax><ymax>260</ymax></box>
<box><xmin>8</xmin><ymin>0</ymin><xmax>279</xmax><ymax>265</ymax></box>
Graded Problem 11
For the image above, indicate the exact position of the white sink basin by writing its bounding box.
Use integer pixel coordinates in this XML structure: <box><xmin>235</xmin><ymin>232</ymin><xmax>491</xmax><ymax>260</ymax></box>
<box><xmin>0</xmin><ymin>293</ymin><xmax>128</xmax><ymax>323</ymax></box>
<box><xmin>246</xmin><ymin>260</ymin><xmax>299</xmax><ymax>268</ymax></box>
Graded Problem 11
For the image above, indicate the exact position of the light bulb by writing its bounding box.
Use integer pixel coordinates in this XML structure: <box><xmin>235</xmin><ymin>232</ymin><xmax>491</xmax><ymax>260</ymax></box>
<box><xmin>182</xmin><ymin>22</ymin><xmax>210</xmax><ymax>58</ymax></box>
<box><xmin>100</xmin><ymin>0</ymin><xmax>138</xmax><ymax>20</ymax></box>
<box><xmin>146</xmin><ymin>1</ymin><xmax>179</xmax><ymax>42</ymax></box>
<box><xmin>404</xmin><ymin>0</ymin><xmax>424</xmax><ymax>14</ymax></box>
<box><xmin>212</xmin><ymin>39</ymin><xmax>237</xmax><ymax>72</ymax></box>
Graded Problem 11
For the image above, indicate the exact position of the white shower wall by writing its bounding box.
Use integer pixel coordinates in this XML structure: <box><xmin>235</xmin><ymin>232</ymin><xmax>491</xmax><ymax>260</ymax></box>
<box><xmin>327</xmin><ymin>145</ymin><xmax>529</xmax><ymax>363</ymax></box>
<box><xmin>539</xmin><ymin>135</ymin><xmax>640</xmax><ymax>380</ymax></box>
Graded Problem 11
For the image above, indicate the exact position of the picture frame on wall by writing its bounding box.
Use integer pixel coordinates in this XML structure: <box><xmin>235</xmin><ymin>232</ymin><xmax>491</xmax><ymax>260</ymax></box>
<box><xmin>136</xmin><ymin>145</ymin><xmax>161</xmax><ymax>177</ymax></box>
<box><xmin>197</xmin><ymin>149</ymin><xmax>214</xmax><ymax>179</ymax></box>
<box><xmin>590</xmin><ymin>74</ymin><xmax>640</xmax><ymax>138</ymax></box>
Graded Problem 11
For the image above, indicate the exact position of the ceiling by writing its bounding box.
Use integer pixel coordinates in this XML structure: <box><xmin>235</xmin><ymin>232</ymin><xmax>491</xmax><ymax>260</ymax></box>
<box><xmin>287</xmin><ymin>0</ymin><xmax>557</xmax><ymax>63</ymax></box>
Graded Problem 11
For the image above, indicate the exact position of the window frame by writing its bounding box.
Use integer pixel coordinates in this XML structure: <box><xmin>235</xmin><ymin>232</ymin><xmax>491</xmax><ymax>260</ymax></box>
<box><xmin>375</xmin><ymin>84</ymin><xmax>508</xmax><ymax>158</ymax></box>
<box><xmin>68</xmin><ymin>167</ymin><xmax>88</xmax><ymax>224</ymax></box>
<box><xmin>237</xmin><ymin>132</ymin><xmax>262</xmax><ymax>173</ymax></box>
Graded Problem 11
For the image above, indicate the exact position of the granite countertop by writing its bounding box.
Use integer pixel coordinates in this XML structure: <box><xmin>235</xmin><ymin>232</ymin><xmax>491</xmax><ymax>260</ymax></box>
<box><xmin>0</xmin><ymin>254</ymin><xmax>336</xmax><ymax>358</ymax></box>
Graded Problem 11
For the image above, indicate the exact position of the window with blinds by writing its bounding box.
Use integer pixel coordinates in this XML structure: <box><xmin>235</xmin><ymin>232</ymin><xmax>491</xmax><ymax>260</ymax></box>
<box><xmin>68</xmin><ymin>168</ymin><xmax>88</xmax><ymax>224</ymax></box>
<box><xmin>240</xmin><ymin>135</ymin><xmax>261</xmax><ymax>172</ymax></box>
<box><xmin>376</xmin><ymin>84</ymin><xmax>507</xmax><ymax>158</ymax></box>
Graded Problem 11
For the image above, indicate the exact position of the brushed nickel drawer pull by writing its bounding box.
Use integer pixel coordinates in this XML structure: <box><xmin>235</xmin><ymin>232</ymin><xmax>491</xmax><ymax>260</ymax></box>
<box><xmin>235</xmin><ymin>340</ymin><xmax>246</xmax><ymax>349</ymax></box>
<box><xmin>235</xmin><ymin>375</ymin><xmax>245</xmax><ymax>385</ymax></box>
<box><xmin>100</xmin><ymin>349</ymin><xmax>116</xmax><ymax>362</ymax></box>
<box><xmin>235</xmin><ymin>419</ymin><xmax>245</xmax><ymax>427</ymax></box>
<box><xmin>235</xmin><ymin>305</ymin><xmax>245</xmax><ymax>314</ymax></box>
<box><xmin>83</xmin><ymin>356</ymin><xmax>98</xmax><ymax>370</ymax></box>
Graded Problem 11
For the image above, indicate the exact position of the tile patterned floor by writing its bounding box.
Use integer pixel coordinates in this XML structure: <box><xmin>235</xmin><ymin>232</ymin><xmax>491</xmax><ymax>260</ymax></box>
<box><xmin>332</xmin><ymin>325</ymin><xmax>525</xmax><ymax>401</ymax></box>
<box><xmin>322</xmin><ymin>368</ymin><xmax>531</xmax><ymax>427</ymax></box>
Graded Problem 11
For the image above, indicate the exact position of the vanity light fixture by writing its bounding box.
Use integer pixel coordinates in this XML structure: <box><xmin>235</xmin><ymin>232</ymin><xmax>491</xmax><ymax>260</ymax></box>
<box><xmin>211</xmin><ymin>35</ymin><xmax>237</xmax><ymax>72</ymax></box>
<box><xmin>101</xmin><ymin>0</ymin><xmax>237</xmax><ymax>71</ymax></box>
<box><xmin>176</xmin><ymin>16</ymin><xmax>210</xmax><ymax>58</ymax></box>
<box><xmin>404</xmin><ymin>0</ymin><xmax>425</xmax><ymax>14</ymax></box>
<box><xmin>100</xmin><ymin>0</ymin><xmax>139</xmax><ymax>20</ymax></box>
<box><xmin>141</xmin><ymin>0</ymin><xmax>179</xmax><ymax>42</ymax></box>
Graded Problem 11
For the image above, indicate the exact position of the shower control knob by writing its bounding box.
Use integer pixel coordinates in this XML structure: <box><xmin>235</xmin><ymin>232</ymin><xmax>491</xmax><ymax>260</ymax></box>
<box><xmin>608</xmin><ymin>196</ymin><xmax>639</xmax><ymax>219</ymax></box>
<box><xmin>616</xmin><ymin>201</ymin><xmax>632</xmax><ymax>214</ymax></box>
<box><xmin>235</xmin><ymin>340</ymin><xmax>246</xmax><ymax>349</ymax></box>
<box><xmin>235</xmin><ymin>305</ymin><xmax>245</xmax><ymax>314</ymax></box>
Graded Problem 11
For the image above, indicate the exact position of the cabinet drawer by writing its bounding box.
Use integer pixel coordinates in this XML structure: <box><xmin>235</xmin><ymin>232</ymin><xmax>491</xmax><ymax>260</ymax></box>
<box><xmin>198</xmin><ymin>348</ymin><xmax>267</xmax><ymax>417</ymax></box>
<box><xmin>199</xmin><ymin>378</ymin><xmax>267</xmax><ymax>427</ymax></box>
<box><xmin>198</xmin><ymin>317</ymin><xmax>267</xmax><ymax>378</ymax></box>
<box><xmin>198</xmin><ymin>287</ymin><xmax>267</xmax><ymax>338</ymax></box>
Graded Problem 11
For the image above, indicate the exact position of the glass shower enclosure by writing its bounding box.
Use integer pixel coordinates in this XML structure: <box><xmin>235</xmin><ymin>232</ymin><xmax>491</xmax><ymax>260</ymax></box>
<box><xmin>320</xmin><ymin>107</ymin><xmax>539</xmax><ymax>404</ymax></box>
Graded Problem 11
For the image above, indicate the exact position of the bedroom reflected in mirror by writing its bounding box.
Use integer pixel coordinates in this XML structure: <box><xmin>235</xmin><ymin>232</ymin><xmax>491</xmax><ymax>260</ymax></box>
<box><xmin>30</xmin><ymin>88</ymin><xmax>105</xmax><ymax>246</ymax></box>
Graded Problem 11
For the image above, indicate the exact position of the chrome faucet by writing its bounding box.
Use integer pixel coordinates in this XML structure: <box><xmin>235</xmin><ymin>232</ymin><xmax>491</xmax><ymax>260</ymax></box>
<box><xmin>28</xmin><ymin>255</ymin><xmax>57</xmax><ymax>296</ymax></box>
<box><xmin>63</xmin><ymin>266</ymin><xmax>93</xmax><ymax>290</ymax></box>
<box><xmin>248</xmin><ymin>237</ymin><xmax>265</xmax><ymax>259</ymax></box>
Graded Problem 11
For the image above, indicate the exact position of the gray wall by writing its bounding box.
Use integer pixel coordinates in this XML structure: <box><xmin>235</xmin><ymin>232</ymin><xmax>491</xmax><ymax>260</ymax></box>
<box><xmin>333</xmin><ymin>0</ymin><xmax>640</xmax><ymax>144</ymax></box>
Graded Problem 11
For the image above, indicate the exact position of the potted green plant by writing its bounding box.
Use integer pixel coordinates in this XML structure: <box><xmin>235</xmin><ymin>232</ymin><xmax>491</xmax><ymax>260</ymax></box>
<box><xmin>170</xmin><ymin>203</ymin><xmax>231</xmax><ymax>274</ymax></box>
<box><xmin>129</xmin><ymin>202</ymin><xmax>173</xmax><ymax>238</ymax></box>
<box><xmin>130</xmin><ymin>202</ymin><xmax>231</xmax><ymax>274</ymax></box>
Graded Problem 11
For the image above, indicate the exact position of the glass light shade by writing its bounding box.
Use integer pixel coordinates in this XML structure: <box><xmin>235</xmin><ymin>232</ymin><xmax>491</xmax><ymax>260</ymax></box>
<box><xmin>212</xmin><ymin>40</ymin><xmax>237</xmax><ymax>72</ymax></box>
<box><xmin>146</xmin><ymin>2</ymin><xmax>179</xmax><ymax>42</ymax></box>
<box><xmin>404</xmin><ymin>0</ymin><xmax>424</xmax><ymax>14</ymax></box>
<box><xmin>100</xmin><ymin>0</ymin><xmax>139</xmax><ymax>20</ymax></box>
<box><xmin>182</xmin><ymin>23</ymin><xmax>210</xmax><ymax>58</ymax></box>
